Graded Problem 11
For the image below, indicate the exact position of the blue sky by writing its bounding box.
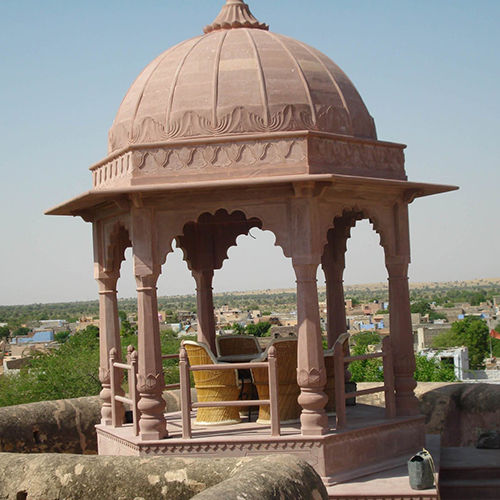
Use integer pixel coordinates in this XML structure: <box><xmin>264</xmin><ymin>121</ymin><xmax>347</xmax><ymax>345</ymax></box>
<box><xmin>0</xmin><ymin>0</ymin><xmax>499</xmax><ymax>305</ymax></box>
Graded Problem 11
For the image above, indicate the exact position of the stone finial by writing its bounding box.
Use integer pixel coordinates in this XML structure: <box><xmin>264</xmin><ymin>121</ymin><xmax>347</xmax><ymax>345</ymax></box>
<box><xmin>204</xmin><ymin>0</ymin><xmax>269</xmax><ymax>34</ymax></box>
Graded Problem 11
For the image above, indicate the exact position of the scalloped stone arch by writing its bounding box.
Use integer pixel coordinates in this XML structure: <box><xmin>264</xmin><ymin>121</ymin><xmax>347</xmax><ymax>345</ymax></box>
<box><xmin>156</xmin><ymin>202</ymin><xmax>292</xmax><ymax>268</ymax></box>
<box><xmin>319</xmin><ymin>203</ymin><xmax>397</xmax><ymax>258</ymax></box>
<box><xmin>104</xmin><ymin>220</ymin><xmax>132</xmax><ymax>274</ymax></box>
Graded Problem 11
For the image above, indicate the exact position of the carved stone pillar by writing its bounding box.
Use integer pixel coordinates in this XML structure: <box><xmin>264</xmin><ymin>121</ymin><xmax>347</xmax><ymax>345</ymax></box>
<box><xmin>132</xmin><ymin>207</ymin><xmax>167</xmax><ymax>440</ymax></box>
<box><xmin>192</xmin><ymin>268</ymin><xmax>216</xmax><ymax>353</ymax></box>
<box><xmin>321</xmin><ymin>222</ymin><xmax>355</xmax><ymax>399</ymax></box>
<box><xmin>321</xmin><ymin>243</ymin><xmax>347</xmax><ymax>349</ymax></box>
<box><xmin>294</xmin><ymin>261</ymin><xmax>329</xmax><ymax>435</ymax></box>
<box><xmin>386</xmin><ymin>255</ymin><xmax>419</xmax><ymax>416</ymax></box>
<box><xmin>135</xmin><ymin>272</ymin><xmax>167</xmax><ymax>440</ymax></box>
<box><xmin>96</xmin><ymin>274</ymin><xmax>124</xmax><ymax>425</ymax></box>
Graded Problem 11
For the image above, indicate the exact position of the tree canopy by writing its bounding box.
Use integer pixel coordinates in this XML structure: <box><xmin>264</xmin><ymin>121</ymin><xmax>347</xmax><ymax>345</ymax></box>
<box><xmin>432</xmin><ymin>316</ymin><xmax>489</xmax><ymax>369</ymax></box>
<box><xmin>0</xmin><ymin>326</ymin><xmax>10</xmax><ymax>340</ymax></box>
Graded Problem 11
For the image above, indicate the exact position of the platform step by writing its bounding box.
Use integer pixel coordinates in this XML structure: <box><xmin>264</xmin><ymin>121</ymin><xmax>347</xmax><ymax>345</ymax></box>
<box><xmin>440</xmin><ymin>479</ymin><xmax>500</xmax><ymax>500</ymax></box>
<box><xmin>439</xmin><ymin>447</ymin><xmax>500</xmax><ymax>500</ymax></box>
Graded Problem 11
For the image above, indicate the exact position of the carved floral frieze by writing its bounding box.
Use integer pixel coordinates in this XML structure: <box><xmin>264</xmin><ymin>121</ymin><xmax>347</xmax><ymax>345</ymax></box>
<box><xmin>92</xmin><ymin>133</ymin><xmax>406</xmax><ymax>188</ymax></box>
<box><xmin>308</xmin><ymin>136</ymin><xmax>406</xmax><ymax>180</ymax></box>
<box><xmin>93</xmin><ymin>138</ymin><xmax>306</xmax><ymax>188</ymax></box>
<box><xmin>108</xmin><ymin>104</ymin><xmax>355</xmax><ymax>153</ymax></box>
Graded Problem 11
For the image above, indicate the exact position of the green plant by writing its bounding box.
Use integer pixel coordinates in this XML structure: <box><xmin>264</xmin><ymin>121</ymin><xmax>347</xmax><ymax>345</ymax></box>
<box><xmin>432</xmin><ymin>316</ymin><xmax>489</xmax><ymax>369</ymax></box>
<box><xmin>414</xmin><ymin>355</ymin><xmax>456</xmax><ymax>382</ymax></box>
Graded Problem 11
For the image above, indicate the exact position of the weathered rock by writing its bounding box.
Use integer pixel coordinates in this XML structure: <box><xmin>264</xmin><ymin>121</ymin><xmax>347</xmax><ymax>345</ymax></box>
<box><xmin>0</xmin><ymin>389</ymin><xmax>196</xmax><ymax>454</ymax></box>
<box><xmin>477</xmin><ymin>430</ymin><xmax>500</xmax><ymax>449</ymax></box>
<box><xmin>0</xmin><ymin>453</ymin><xmax>327</xmax><ymax>500</ymax></box>
<box><xmin>191</xmin><ymin>454</ymin><xmax>328</xmax><ymax>500</ymax></box>
<box><xmin>0</xmin><ymin>396</ymin><xmax>101</xmax><ymax>454</ymax></box>
<box><xmin>419</xmin><ymin>383</ymin><xmax>500</xmax><ymax>447</ymax></box>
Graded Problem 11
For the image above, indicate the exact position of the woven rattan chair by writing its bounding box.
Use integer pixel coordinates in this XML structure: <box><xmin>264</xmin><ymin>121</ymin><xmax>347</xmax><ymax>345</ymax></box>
<box><xmin>183</xmin><ymin>340</ymin><xmax>241</xmax><ymax>426</ymax></box>
<box><xmin>216</xmin><ymin>334</ymin><xmax>262</xmax><ymax>358</ymax></box>
<box><xmin>251</xmin><ymin>338</ymin><xmax>301</xmax><ymax>424</ymax></box>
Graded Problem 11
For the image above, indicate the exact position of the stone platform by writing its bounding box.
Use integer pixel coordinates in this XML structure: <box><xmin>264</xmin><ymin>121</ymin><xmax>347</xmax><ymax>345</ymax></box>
<box><xmin>97</xmin><ymin>404</ymin><xmax>425</xmax><ymax>484</ymax></box>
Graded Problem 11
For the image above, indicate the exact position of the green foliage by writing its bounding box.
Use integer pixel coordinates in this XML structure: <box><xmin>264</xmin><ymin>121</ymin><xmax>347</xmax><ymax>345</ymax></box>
<box><xmin>414</xmin><ymin>355</ymin><xmax>456</xmax><ymax>382</ymax></box>
<box><xmin>411</xmin><ymin>300</ymin><xmax>432</xmax><ymax>316</ymax></box>
<box><xmin>348</xmin><ymin>332</ymin><xmax>383</xmax><ymax>383</ymax></box>
<box><xmin>0</xmin><ymin>326</ymin><xmax>10</xmax><ymax>340</ymax></box>
<box><xmin>0</xmin><ymin>325</ymin><xmax>189</xmax><ymax>408</ymax></box>
<box><xmin>231</xmin><ymin>323</ymin><xmax>245</xmax><ymax>335</ymax></box>
<box><xmin>432</xmin><ymin>317</ymin><xmax>489</xmax><ymax>369</ymax></box>
<box><xmin>432</xmin><ymin>330</ymin><xmax>460</xmax><ymax>349</ymax></box>
<box><xmin>0</xmin><ymin>326</ymin><xmax>101</xmax><ymax>407</ymax></box>
<box><xmin>13</xmin><ymin>327</ymin><xmax>30</xmax><ymax>336</ymax></box>
<box><xmin>410</xmin><ymin>301</ymin><xmax>446</xmax><ymax>321</ymax></box>
<box><xmin>54</xmin><ymin>330</ymin><xmax>70</xmax><ymax>343</ymax></box>
<box><xmin>120</xmin><ymin>319</ymin><xmax>136</xmax><ymax>337</ymax></box>
<box><xmin>351</xmin><ymin>332</ymin><xmax>381</xmax><ymax>355</ymax></box>
<box><xmin>452</xmin><ymin>317</ymin><xmax>489</xmax><ymax>369</ymax></box>
<box><xmin>245</xmin><ymin>322</ymin><xmax>272</xmax><ymax>337</ymax></box>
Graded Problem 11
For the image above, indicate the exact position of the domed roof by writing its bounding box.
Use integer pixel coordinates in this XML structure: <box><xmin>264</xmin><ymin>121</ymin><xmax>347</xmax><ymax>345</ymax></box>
<box><xmin>108</xmin><ymin>0</ymin><xmax>376</xmax><ymax>153</ymax></box>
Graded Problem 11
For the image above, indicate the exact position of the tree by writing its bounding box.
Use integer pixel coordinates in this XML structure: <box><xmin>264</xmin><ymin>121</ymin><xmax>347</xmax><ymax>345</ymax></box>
<box><xmin>348</xmin><ymin>332</ymin><xmax>383</xmax><ymax>383</ymax></box>
<box><xmin>410</xmin><ymin>301</ymin><xmax>446</xmax><ymax>321</ymax></box>
<box><xmin>231</xmin><ymin>323</ymin><xmax>245</xmax><ymax>335</ymax></box>
<box><xmin>245</xmin><ymin>321</ymin><xmax>271</xmax><ymax>337</ymax></box>
<box><xmin>13</xmin><ymin>327</ymin><xmax>30</xmax><ymax>336</ymax></box>
<box><xmin>432</xmin><ymin>316</ymin><xmax>489</xmax><ymax>369</ymax></box>
<box><xmin>414</xmin><ymin>355</ymin><xmax>456</xmax><ymax>382</ymax></box>
<box><xmin>0</xmin><ymin>326</ymin><xmax>10</xmax><ymax>340</ymax></box>
<box><xmin>0</xmin><ymin>325</ymin><xmax>101</xmax><ymax>407</ymax></box>
<box><xmin>54</xmin><ymin>331</ymin><xmax>71</xmax><ymax>343</ymax></box>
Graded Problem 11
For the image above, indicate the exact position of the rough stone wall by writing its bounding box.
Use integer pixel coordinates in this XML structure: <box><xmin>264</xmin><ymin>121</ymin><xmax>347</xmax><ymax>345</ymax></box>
<box><xmin>0</xmin><ymin>396</ymin><xmax>101</xmax><ymax>454</ymax></box>
<box><xmin>358</xmin><ymin>382</ymin><xmax>500</xmax><ymax>447</ymax></box>
<box><xmin>0</xmin><ymin>453</ymin><xmax>328</xmax><ymax>500</ymax></box>
<box><xmin>0</xmin><ymin>389</ymin><xmax>195</xmax><ymax>454</ymax></box>
<box><xmin>418</xmin><ymin>383</ymin><xmax>500</xmax><ymax>446</ymax></box>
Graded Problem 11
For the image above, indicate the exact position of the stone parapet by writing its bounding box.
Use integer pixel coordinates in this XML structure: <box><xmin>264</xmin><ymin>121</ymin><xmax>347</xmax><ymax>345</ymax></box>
<box><xmin>0</xmin><ymin>453</ymin><xmax>327</xmax><ymax>500</ymax></box>
<box><xmin>0</xmin><ymin>389</ymin><xmax>196</xmax><ymax>454</ymax></box>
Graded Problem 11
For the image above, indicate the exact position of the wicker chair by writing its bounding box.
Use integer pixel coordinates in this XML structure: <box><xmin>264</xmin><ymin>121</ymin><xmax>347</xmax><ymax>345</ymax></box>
<box><xmin>182</xmin><ymin>340</ymin><xmax>241</xmax><ymax>426</ymax></box>
<box><xmin>216</xmin><ymin>334</ymin><xmax>262</xmax><ymax>358</ymax></box>
<box><xmin>251</xmin><ymin>338</ymin><xmax>301</xmax><ymax>424</ymax></box>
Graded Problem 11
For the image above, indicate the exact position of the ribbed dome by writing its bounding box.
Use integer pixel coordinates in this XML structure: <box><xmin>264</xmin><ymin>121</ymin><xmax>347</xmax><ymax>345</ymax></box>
<box><xmin>108</xmin><ymin>3</ymin><xmax>376</xmax><ymax>153</ymax></box>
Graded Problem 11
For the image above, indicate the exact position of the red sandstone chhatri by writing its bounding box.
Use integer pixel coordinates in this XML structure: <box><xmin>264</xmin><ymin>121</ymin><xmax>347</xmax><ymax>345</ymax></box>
<box><xmin>47</xmin><ymin>0</ymin><xmax>457</xmax><ymax>485</ymax></box>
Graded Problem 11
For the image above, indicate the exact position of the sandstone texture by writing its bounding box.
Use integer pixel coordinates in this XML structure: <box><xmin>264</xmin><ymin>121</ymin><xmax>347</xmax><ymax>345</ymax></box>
<box><xmin>418</xmin><ymin>383</ymin><xmax>500</xmax><ymax>447</ymax></box>
<box><xmin>0</xmin><ymin>396</ymin><xmax>100</xmax><ymax>454</ymax></box>
<box><xmin>0</xmin><ymin>389</ymin><xmax>195</xmax><ymax>454</ymax></box>
<box><xmin>0</xmin><ymin>453</ymin><xmax>327</xmax><ymax>500</ymax></box>
<box><xmin>358</xmin><ymin>382</ymin><xmax>500</xmax><ymax>446</ymax></box>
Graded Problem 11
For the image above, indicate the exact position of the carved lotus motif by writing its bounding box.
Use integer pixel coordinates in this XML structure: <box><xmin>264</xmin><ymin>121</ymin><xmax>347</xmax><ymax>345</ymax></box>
<box><xmin>297</xmin><ymin>367</ymin><xmax>326</xmax><ymax>388</ymax></box>
<box><xmin>137</xmin><ymin>373</ymin><xmax>163</xmax><ymax>393</ymax></box>
<box><xmin>99</xmin><ymin>367</ymin><xmax>110</xmax><ymax>384</ymax></box>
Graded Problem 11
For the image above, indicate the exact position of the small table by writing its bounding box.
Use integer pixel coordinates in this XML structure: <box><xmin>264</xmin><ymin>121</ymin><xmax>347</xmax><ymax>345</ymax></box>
<box><xmin>216</xmin><ymin>353</ymin><xmax>259</xmax><ymax>418</ymax></box>
<box><xmin>216</xmin><ymin>353</ymin><xmax>257</xmax><ymax>363</ymax></box>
